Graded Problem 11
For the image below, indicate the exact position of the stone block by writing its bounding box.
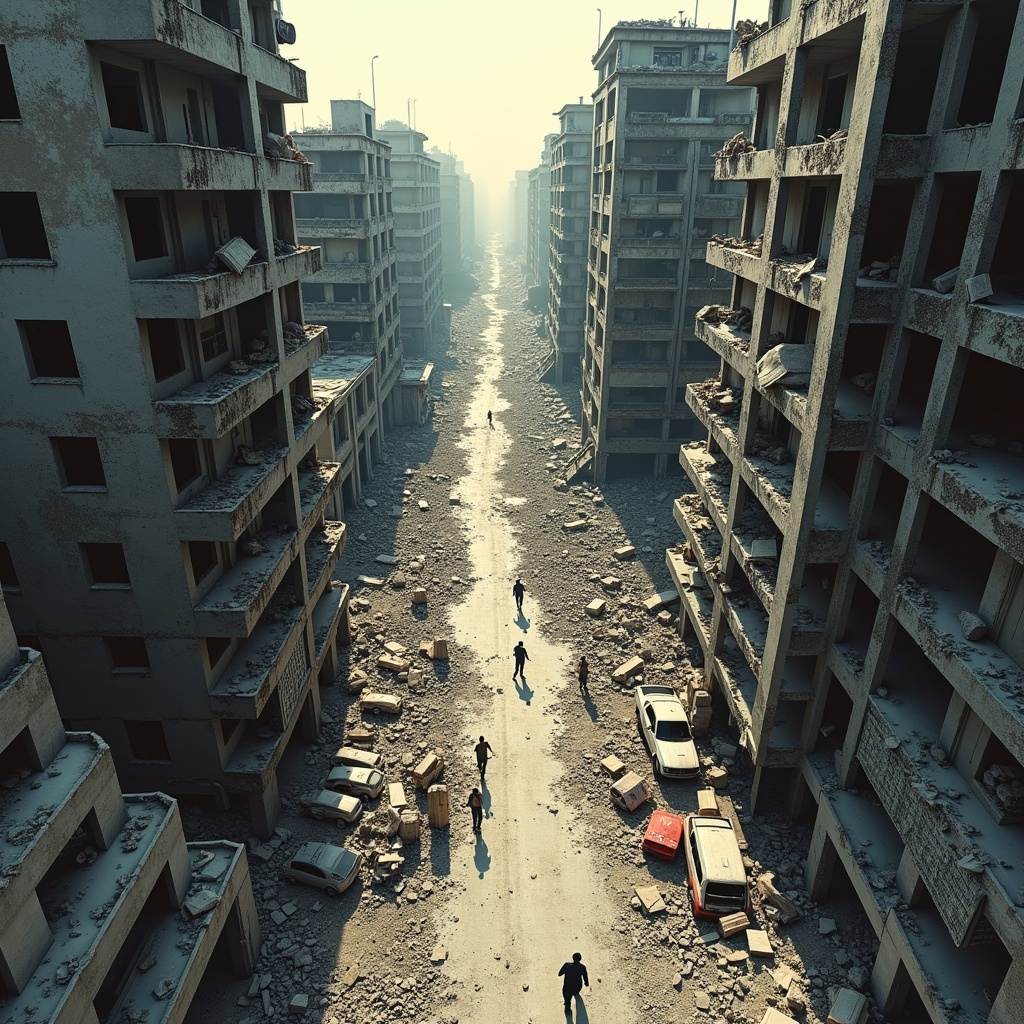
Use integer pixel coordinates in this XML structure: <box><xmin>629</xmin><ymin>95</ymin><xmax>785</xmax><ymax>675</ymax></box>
<box><xmin>643</xmin><ymin>589</ymin><xmax>679</xmax><ymax>612</ymax></box>
<box><xmin>599</xmin><ymin>754</ymin><xmax>626</xmax><ymax>778</ymax></box>
<box><xmin>613</xmin><ymin>544</ymin><xmax>637</xmax><ymax>560</ymax></box>
<box><xmin>564</xmin><ymin>519</ymin><xmax>588</xmax><ymax>531</ymax></box>
<box><xmin>697</xmin><ymin>788</ymin><xmax>720</xmax><ymax>816</ymax></box>
<box><xmin>966</xmin><ymin>273</ymin><xmax>993</xmax><ymax>302</ymax></box>
<box><xmin>747</xmin><ymin>929</ymin><xmax>774</xmax><ymax>957</ymax></box>
<box><xmin>611</xmin><ymin>656</ymin><xmax>645</xmax><ymax>683</ymax></box>
<box><xmin>356</xmin><ymin>575</ymin><xmax>384</xmax><ymax>588</ymax></box>
<box><xmin>411</xmin><ymin>588</ymin><xmax>428</xmax><ymax>605</ymax></box>
<box><xmin>930</xmin><ymin>266</ymin><xmax>959</xmax><ymax>293</ymax></box>
<box><xmin>718</xmin><ymin>911</ymin><xmax>750</xmax><ymax>937</ymax></box>
<box><xmin>289</xmin><ymin>994</ymin><xmax>308</xmax><ymax>1015</ymax></box>
<box><xmin>376</xmin><ymin>653</ymin><xmax>410</xmax><ymax>673</ymax></box>
<box><xmin>600</xmin><ymin>576</ymin><xmax>622</xmax><ymax>590</ymax></box>
<box><xmin>585</xmin><ymin>598</ymin><xmax>607</xmax><ymax>617</ymax></box>
<box><xmin>707</xmin><ymin>765</ymin><xmax>729</xmax><ymax>790</ymax></box>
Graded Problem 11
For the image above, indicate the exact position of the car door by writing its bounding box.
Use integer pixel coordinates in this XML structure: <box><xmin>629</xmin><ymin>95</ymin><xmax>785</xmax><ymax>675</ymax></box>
<box><xmin>644</xmin><ymin>704</ymin><xmax>658</xmax><ymax>752</ymax></box>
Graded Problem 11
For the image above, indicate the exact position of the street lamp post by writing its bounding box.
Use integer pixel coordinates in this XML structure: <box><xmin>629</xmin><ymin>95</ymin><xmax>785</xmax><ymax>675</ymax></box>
<box><xmin>370</xmin><ymin>54</ymin><xmax>379</xmax><ymax>116</ymax></box>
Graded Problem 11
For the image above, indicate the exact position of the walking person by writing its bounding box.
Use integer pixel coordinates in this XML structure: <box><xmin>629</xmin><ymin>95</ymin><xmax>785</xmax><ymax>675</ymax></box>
<box><xmin>474</xmin><ymin>736</ymin><xmax>495</xmax><ymax>779</ymax></box>
<box><xmin>512</xmin><ymin>640</ymin><xmax>530</xmax><ymax>680</ymax></box>
<box><xmin>487</xmin><ymin>410</ymin><xmax>493</xmax><ymax>428</ymax></box>
<box><xmin>577</xmin><ymin>656</ymin><xmax>589</xmax><ymax>694</ymax></box>
<box><xmin>512</xmin><ymin>577</ymin><xmax>525</xmax><ymax>613</ymax></box>
<box><xmin>558</xmin><ymin>952</ymin><xmax>589</xmax><ymax>1015</ymax></box>
<box><xmin>467</xmin><ymin>787</ymin><xmax>483</xmax><ymax>832</ymax></box>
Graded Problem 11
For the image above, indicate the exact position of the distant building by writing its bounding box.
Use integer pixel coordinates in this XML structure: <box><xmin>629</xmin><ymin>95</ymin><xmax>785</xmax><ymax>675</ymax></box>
<box><xmin>511</xmin><ymin>169</ymin><xmax>530</xmax><ymax>256</ymax></box>
<box><xmin>0</xmin><ymin>0</ymin><xmax>346</xmax><ymax>837</ymax></box>
<box><xmin>428</xmin><ymin>146</ymin><xmax>474</xmax><ymax>291</ymax></box>
<box><xmin>545</xmin><ymin>103</ymin><xmax>594</xmax><ymax>383</ymax></box>
<box><xmin>526</xmin><ymin>135</ymin><xmax>555</xmax><ymax>308</ymax></box>
<box><xmin>0</xmin><ymin>589</ymin><xmax>260</xmax><ymax>1014</ymax></box>
<box><xmin>378</xmin><ymin>123</ymin><xmax>444</xmax><ymax>354</ymax></box>
<box><xmin>580</xmin><ymin>22</ymin><xmax>751</xmax><ymax>481</ymax></box>
<box><xmin>293</xmin><ymin>100</ymin><xmax>404</xmax><ymax>432</ymax></box>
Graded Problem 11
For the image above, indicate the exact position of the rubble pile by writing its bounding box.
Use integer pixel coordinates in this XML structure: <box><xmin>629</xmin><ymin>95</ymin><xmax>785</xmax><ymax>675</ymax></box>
<box><xmin>716</xmin><ymin>132</ymin><xmax>757</xmax><ymax>159</ymax></box>
<box><xmin>734</xmin><ymin>19</ymin><xmax>770</xmax><ymax>49</ymax></box>
<box><xmin>710</xmin><ymin>233</ymin><xmax>764</xmax><ymax>257</ymax></box>
<box><xmin>858</xmin><ymin>256</ymin><xmax>899</xmax><ymax>282</ymax></box>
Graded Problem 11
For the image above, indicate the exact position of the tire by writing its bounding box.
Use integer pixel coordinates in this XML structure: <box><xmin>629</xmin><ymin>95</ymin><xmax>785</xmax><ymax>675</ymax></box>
<box><xmin>324</xmin><ymin>886</ymin><xmax>339</xmax><ymax>897</ymax></box>
<box><xmin>372</xmin><ymin>708</ymin><xmax>381</xmax><ymax>715</ymax></box>
<box><xmin>653</xmin><ymin>756</ymin><xmax>662</xmax><ymax>777</ymax></box>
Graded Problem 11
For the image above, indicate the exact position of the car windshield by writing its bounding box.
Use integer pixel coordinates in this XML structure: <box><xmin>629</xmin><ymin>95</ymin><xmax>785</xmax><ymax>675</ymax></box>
<box><xmin>330</xmin><ymin>849</ymin><xmax>359</xmax><ymax>877</ymax></box>
<box><xmin>655</xmin><ymin>719</ymin><xmax>691</xmax><ymax>741</ymax></box>
<box><xmin>705</xmin><ymin>882</ymin><xmax>746</xmax><ymax>907</ymax></box>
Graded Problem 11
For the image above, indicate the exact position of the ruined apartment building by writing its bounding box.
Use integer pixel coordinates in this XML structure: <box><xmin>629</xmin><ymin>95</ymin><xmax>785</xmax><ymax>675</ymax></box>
<box><xmin>0</xmin><ymin>590</ymin><xmax>261</xmax><ymax>1018</ymax></box>
<box><xmin>544</xmin><ymin>102</ymin><xmax>594</xmax><ymax>383</ymax></box>
<box><xmin>580</xmin><ymin>21</ymin><xmax>751</xmax><ymax>482</ymax></box>
<box><xmin>293</xmin><ymin>100</ymin><xmax>404</xmax><ymax>431</ymax></box>
<box><xmin>0</xmin><ymin>0</ymin><xmax>350</xmax><ymax>837</ymax></box>
<box><xmin>525</xmin><ymin>134</ymin><xmax>554</xmax><ymax>307</ymax></box>
<box><xmin>377</xmin><ymin>123</ymin><xmax>445</xmax><ymax>354</ymax></box>
<box><xmin>428</xmin><ymin>146</ymin><xmax>473</xmax><ymax>292</ymax></box>
<box><xmin>669</xmin><ymin>2</ymin><xmax>1024</xmax><ymax>1020</ymax></box>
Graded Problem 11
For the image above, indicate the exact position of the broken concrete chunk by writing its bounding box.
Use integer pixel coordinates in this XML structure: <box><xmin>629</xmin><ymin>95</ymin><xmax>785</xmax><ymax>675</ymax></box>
<box><xmin>288</xmin><ymin>994</ymin><xmax>308</xmax><ymax>1015</ymax></box>
<box><xmin>611</xmin><ymin>656</ymin><xmax>645</xmax><ymax>683</ymax></box>
<box><xmin>746</xmin><ymin>929</ymin><xmax>774</xmax><ymax>958</ymax></box>
<box><xmin>958</xmin><ymin>611</ymin><xmax>988</xmax><ymax>641</ymax></box>
<box><xmin>966</xmin><ymin>273</ymin><xmax>993</xmax><ymax>303</ymax></box>
<box><xmin>931</xmin><ymin>266</ymin><xmax>960</xmax><ymax>294</ymax></box>
<box><xmin>643</xmin><ymin>589</ymin><xmax>679</xmax><ymax>613</ymax></box>
<box><xmin>429</xmin><ymin>945</ymin><xmax>448</xmax><ymax>964</ymax></box>
<box><xmin>563</xmin><ymin>519</ymin><xmax>588</xmax><ymax>531</ymax></box>
<box><xmin>819</xmin><ymin>917</ymin><xmax>837</xmax><ymax>935</ymax></box>
<box><xmin>411</xmin><ymin>587</ymin><xmax>428</xmax><ymax>605</ymax></box>
<box><xmin>375</xmin><ymin>554</ymin><xmax>398</xmax><ymax>565</ymax></box>
<box><xmin>707</xmin><ymin>765</ymin><xmax>729</xmax><ymax>790</ymax></box>
<box><xmin>376</xmin><ymin>653</ymin><xmax>410</xmax><ymax>673</ymax></box>
<box><xmin>827</xmin><ymin>988</ymin><xmax>868</xmax><ymax>1024</ymax></box>
<box><xmin>613</xmin><ymin>544</ymin><xmax>636</xmax><ymax>560</ymax></box>
<box><xmin>600</xmin><ymin>576</ymin><xmax>622</xmax><ymax>590</ymax></box>
<box><xmin>599</xmin><ymin>754</ymin><xmax>626</xmax><ymax>778</ymax></box>
<box><xmin>585</xmin><ymin>598</ymin><xmax>608</xmax><ymax>617</ymax></box>
<box><xmin>183</xmin><ymin>890</ymin><xmax>219</xmax><ymax>919</ymax></box>
<box><xmin>633</xmin><ymin>884</ymin><xmax>666</xmax><ymax>914</ymax></box>
<box><xmin>356</xmin><ymin>575</ymin><xmax>385</xmax><ymax>588</ymax></box>
<box><xmin>718</xmin><ymin>911</ymin><xmax>750</xmax><ymax>937</ymax></box>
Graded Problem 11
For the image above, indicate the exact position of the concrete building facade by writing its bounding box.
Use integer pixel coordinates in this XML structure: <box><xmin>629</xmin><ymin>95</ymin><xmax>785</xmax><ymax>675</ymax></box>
<box><xmin>377</xmin><ymin>123</ymin><xmax>444</xmax><ymax>355</ymax></box>
<box><xmin>511</xmin><ymin>168</ymin><xmax>530</xmax><ymax>256</ymax></box>
<box><xmin>0</xmin><ymin>0</ymin><xmax>348</xmax><ymax>837</ymax></box>
<box><xmin>0</xmin><ymin>590</ymin><xmax>260</xmax><ymax>1018</ymax></box>
<box><xmin>526</xmin><ymin>135</ymin><xmax>554</xmax><ymax>307</ymax></box>
<box><xmin>670</xmin><ymin>3</ymin><xmax>1024</xmax><ymax>1021</ymax></box>
<box><xmin>581</xmin><ymin>22</ymin><xmax>751</xmax><ymax>481</ymax></box>
<box><xmin>544</xmin><ymin>103</ymin><xmax>594</xmax><ymax>383</ymax></box>
<box><xmin>428</xmin><ymin>146</ymin><xmax>473</xmax><ymax>292</ymax></box>
<box><xmin>294</xmin><ymin>100</ymin><xmax>404</xmax><ymax>430</ymax></box>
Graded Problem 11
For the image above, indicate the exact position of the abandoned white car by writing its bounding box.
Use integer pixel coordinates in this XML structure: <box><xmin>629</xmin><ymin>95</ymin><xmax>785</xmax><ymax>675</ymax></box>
<box><xmin>359</xmin><ymin>691</ymin><xmax>403</xmax><ymax>714</ymax></box>
<box><xmin>282</xmin><ymin>842</ymin><xmax>362</xmax><ymax>896</ymax></box>
<box><xmin>320</xmin><ymin>765</ymin><xmax>386</xmax><ymax>801</ymax></box>
<box><xmin>297</xmin><ymin>789</ymin><xmax>364</xmax><ymax>824</ymax></box>
<box><xmin>634</xmin><ymin>684</ymin><xmax>700</xmax><ymax>779</ymax></box>
<box><xmin>332</xmin><ymin>745</ymin><xmax>384</xmax><ymax>770</ymax></box>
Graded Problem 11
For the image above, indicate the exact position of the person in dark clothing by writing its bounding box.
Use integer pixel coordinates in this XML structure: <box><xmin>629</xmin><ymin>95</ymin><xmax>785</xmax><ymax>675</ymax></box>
<box><xmin>475</xmin><ymin>736</ymin><xmax>494</xmax><ymax>778</ymax></box>
<box><xmin>512</xmin><ymin>640</ymin><xmax>529</xmax><ymax>680</ymax></box>
<box><xmin>577</xmin><ymin>656</ymin><xmax>589</xmax><ymax>694</ymax></box>
<box><xmin>467</xmin><ymin>787</ymin><xmax>483</xmax><ymax>832</ymax></box>
<box><xmin>558</xmin><ymin>953</ymin><xmax>589</xmax><ymax>1014</ymax></box>
<box><xmin>487</xmin><ymin>410</ymin><xmax>493</xmax><ymax>428</ymax></box>
<box><xmin>512</xmin><ymin>577</ymin><xmax>525</xmax><ymax>612</ymax></box>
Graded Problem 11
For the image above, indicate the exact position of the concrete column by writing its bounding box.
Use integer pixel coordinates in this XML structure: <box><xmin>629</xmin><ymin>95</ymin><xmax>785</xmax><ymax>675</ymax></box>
<box><xmin>895</xmin><ymin>847</ymin><xmax>924</xmax><ymax>906</ymax></box>
<box><xmin>870</xmin><ymin>911</ymin><xmax>915</xmax><ymax>1017</ymax></box>
<box><xmin>988</xmin><ymin>955</ymin><xmax>1024</xmax><ymax>1024</ymax></box>
<box><xmin>805</xmin><ymin>806</ymin><xmax>838</xmax><ymax>901</ymax></box>
<box><xmin>248</xmin><ymin>772</ymin><xmax>281</xmax><ymax>839</ymax></box>
<box><xmin>224</xmin><ymin>885</ymin><xmax>261</xmax><ymax>977</ymax></box>
<box><xmin>0</xmin><ymin>892</ymin><xmax>52</xmax><ymax>993</ymax></box>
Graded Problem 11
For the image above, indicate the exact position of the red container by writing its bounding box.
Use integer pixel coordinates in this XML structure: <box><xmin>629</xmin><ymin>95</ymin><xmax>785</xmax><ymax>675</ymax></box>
<box><xmin>642</xmin><ymin>810</ymin><xmax>684</xmax><ymax>860</ymax></box>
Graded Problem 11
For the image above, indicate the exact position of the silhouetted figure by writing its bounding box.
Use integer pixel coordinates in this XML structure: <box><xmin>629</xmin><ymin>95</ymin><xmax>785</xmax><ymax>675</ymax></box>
<box><xmin>512</xmin><ymin>640</ymin><xmax>530</xmax><ymax>680</ymax></box>
<box><xmin>577</xmin><ymin>656</ymin><xmax>589</xmax><ymax>694</ymax></box>
<box><xmin>558</xmin><ymin>953</ymin><xmax>589</xmax><ymax>1015</ymax></box>
<box><xmin>487</xmin><ymin>410</ymin><xmax>493</xmax><ymax>428</ymax></box>
<box><xmin>512</xmin><ymin>578</ymin><xmax>525</xmax><ymax>612</ymax></box>
<box><xmin>467</xmin><ymin>787</ymin><xmax>483</xmax><ymax>832</ymax></box>
<box><xmin>475</xmin><ymin>736</ymin><xmax>494</xmax><ymax>778</ymax></box>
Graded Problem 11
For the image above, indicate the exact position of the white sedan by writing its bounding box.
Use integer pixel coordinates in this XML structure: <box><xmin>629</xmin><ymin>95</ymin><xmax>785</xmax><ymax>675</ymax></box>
<box><xmin>359</xmin><ymin>691</ymin><xmax>403</xmax><ymax>714</ymax></box>
<box><xmin>298</xmin><ymin>789</ymin><xmax>364</xmax><ymax>824</ymax></box>
<box><xmin>634</xmin><ymin>684</ymin><xmax>700</xmax><ymax>779</ymax></box>
<box><xmin>332</xmin><ymin>746</ymin><xmax>384</xmax><ymax>770</ymax></box>
<box><xmin>321</xmin><ymin>765</ymin><xmax>386</xmax><ymax>800</ymax></box>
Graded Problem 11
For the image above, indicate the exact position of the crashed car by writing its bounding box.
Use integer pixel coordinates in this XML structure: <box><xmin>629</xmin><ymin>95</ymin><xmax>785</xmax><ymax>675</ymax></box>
<box><xmin>634</xmin><ymin>684</ymin><xmax>699</xmax><ymax>779</ymax></box>
<box><xmin>320</xmin><ymin>765</ymin><xmax>386</xmax><ymax>800</ymax></box>
<box><xmin>282</xmin><ymin>842</ymin><xmax>363</xmax><ymax>896</ymax></box>
<box><xmin>332</xmin><ymin>745</ymin><xmax>384</xmax><ymax>770</ymax></box>
<box><xmin>359</xmin><ymin>691</ymin><xmax>403</xmax><ymax>715</ymax></box>
<box><xmin>298</xmin><ymin>789</ymin><xmax>364</xmax><ymax>824</ymax></box>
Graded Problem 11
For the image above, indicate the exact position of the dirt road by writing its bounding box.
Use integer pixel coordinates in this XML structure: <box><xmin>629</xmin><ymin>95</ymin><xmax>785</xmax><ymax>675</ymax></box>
<box><xmin>436</xmin><ymin>255</ymin><xmax>639</xmax><ymax>1022</ymax></box>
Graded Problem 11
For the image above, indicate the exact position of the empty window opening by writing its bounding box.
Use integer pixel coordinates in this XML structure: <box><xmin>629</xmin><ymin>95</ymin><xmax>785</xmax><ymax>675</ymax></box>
<box><xmin>52</xmin><ymin>436</ymin><xmax>106</xmax><ymax>488</ymax></box>
<box><xmin>605</xmin><ymin>451</ymin><xmax>657</xmax><ymax>478</ymax></box>
<box><xmin>199</xmin><ymin>312</ymin><xmax>229</xmax><ymax>362</ymax></box>
<box><xmin>624</xmin><ymin>87</ymin><xmax>692</xmax><ymax>118</ymax></box>
<box><xmin>224</xmin><ymin>191</ymin><xmax>260</xmax><ymax>252</ymax></box>
<box><xmin>923</xmin><ymin>174</ymin><xmax>979</xmax><ymax>283</ymax></box>
<box><xmin>211</xmin><ymin>81</ymin><xmax>247</xmax><ymax>151</ymax></box>
<box><xmin>0</xmin><ymin>542</ymin><xmax>18</xmax><ymax>589</ymax></box>
<box><xmin>100</xmin><ymin>62</ymin><xmax>147</xmax><ymax>133</ymax></box>
<box><xmin>892</xmin><ymin>329</ymin><xmax>939</xmax><ymax>434</ymax></box>
<box><xmin>839</xmin><ymin>576</ymin><xmax>880</xmax><ymax>659</ymax></box>
<box><xmin>799</xmin><ymin>184</ymin><xmax>830</xmax><ymax>255</ymax></box>
<box><xmin>840</xmin><ymin>324</ymin><xmax>887</xmax><ymax>391</ymax></box>
<box><xmin>205</xmin><ymin>635</ymin><xmax>231</xmax><ymax>671</ymax></box>
<box><xmin>947</xmin><ymin>349</ymin><xmax>1024</xmax><ymax>452</ymax></box>
<box><xmin>185</xmin><ymin>87</ymin><xmax>206</xmax><ymax>146</ymax></box>
<box><xmin>818</xmin><ymin>75</ymin><xmax>849</xmax><ymax>136</ymax></box>
<box><xmin>82</xmin><ymin>543</ymin><xmax>131</xmax><ymax>587</ymax></box>
<box><xmin>124</xmin><ymin>720</ymin><xmax>169</xmax><ymax>760</ymax></box>
<box><xmin>106</xmin><ymin>637</ymin><xmax>150</xmax><ymax>673</ymax></box>
<box><xmin>188</xmin><ymin>541</ymin><xmax>218</xmax><ymax>584</ymax></box>
<box><xmin>0</xmin><ymin>45</ymin><xmax>20</xmax><ymax>119</ymax></box>
<box><xmin>822</xmin><ymin>450</ymin><xmax>861</xmax><ymax>502</ymax></box>
<box><xmin>816</xmin><ymin>672</ymin><xmax>853</xmax><ymax>755</ymax></box>
<box><xmin>883</xmin><ymin>17</ymin><xmax>947</xmax><ymax>133</ymax></box>
<box><xmin>217</xmin><ymin>717</ymin><xmax>244</xmax><ymax>746</ymax></box>
<box><xmin>200</xmin><ymin>0</ymin><xmax>233</xmax><ymax>27</ymax></box>
<box><xmin>955</xmin><ymin>0</ymin><xmax>1019</xmax><ymax>127</ymax></box>
<box><xmin>862</xmin><ymin>461</ymin><xmax>909</xmax><ymax>555</ymax></box>
<box><xmin>668</xmin><ymin>417</ymin><xmax>698</xmax><ymax>440</ymax></box>
<box><xmin>145</xmin><ymin>320</ymin><xmax>184</xmax><ymax>380</ymax></box>
<box><xmin>124</xmin><ymin>196</ymin><xmax>166</xmax><ymax>262</ymax></box>
<box><xmin>0</xmin><ymin>192</ymin><xmax>51</xmax><ymax>259</ymax></box>
<box><xmin>883</xmin><ymin>624</ymin><xmax>954</xmax><ymax>735</ymax></box>
<box><xmin>167</xmin><ymin>439</ymin><xmax>202</xmax><ymax>493</ymax></box>
<box><xmin>20</xmin><ymin>320</ymin><xmax>80</xmax><ymax>378</ymax></box>
<box><xmin>987</xmin><ymin>171</ymin><xmax>1024</xmax><ymax>298</ymax></box>
<box><xmin>973</xmin><ymin>733</ymin><xmax>1024</xmax><ymax>828</ymax></box>
<box><xmin>861</xmin><ymin>182</ymin><xmax>916</xmax><ymax>269</ymax></box>
<box><xmin>609</xmin><ymin>386</ymin><xmax>666</xmax><ymax>408</ymax></box>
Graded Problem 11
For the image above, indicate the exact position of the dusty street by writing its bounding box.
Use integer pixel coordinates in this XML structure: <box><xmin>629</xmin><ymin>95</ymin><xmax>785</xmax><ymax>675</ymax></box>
<box><xmin>185</xmin><ymin>240</ymin><xmax>881</xmax><ymax>1024</ymax></box>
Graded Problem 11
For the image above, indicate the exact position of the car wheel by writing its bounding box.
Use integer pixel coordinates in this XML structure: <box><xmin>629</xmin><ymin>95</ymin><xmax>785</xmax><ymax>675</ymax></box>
<box><xmin>372</xmin><ymin>708</ymin><xmax>381</xmax><ymax>715</ymax></box>
<box><xmin>324</xmin><ymin>886</ymin><xmax>339</xmax><ymax>897</ymax></box>
<box><xmin>653</xmin><ymin>756</ymin><xmax>662</xmax><ymax>777</ymax></box>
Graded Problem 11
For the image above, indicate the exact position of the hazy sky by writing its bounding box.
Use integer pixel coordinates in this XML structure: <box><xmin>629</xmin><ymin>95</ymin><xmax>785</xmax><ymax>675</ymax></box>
<box><xmin>284</xmin><ymin>0</ymin><xmax>768</xmax><ymax>217</ymax></box>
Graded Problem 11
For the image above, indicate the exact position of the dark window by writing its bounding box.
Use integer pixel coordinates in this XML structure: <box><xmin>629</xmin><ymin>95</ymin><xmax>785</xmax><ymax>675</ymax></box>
<box><xmin>0</xmin><ymin>192</ymin><xmax>51</xmax><ymax>259</ymax></box>
<box><xmin>52</xmin><ymin>437</ymin><xmax>106</xmax><ymax>488</ymax></box>
<box><xmin>125</xmin><ymin>197</ymin><xmax>166</xmax><ymax>261</ymax></box>
<box><xmin>185</xmin><ymin>88</ymin><xmax>205</xmax><ymax>145</ymax></box>
<box><xmin>199</xmin><ymin>313</ymin><xmax>228</xmax><ymax>362</ymax></box>
<box><xmin>124</xmin><ymin>720</ymin><xmax>169</xmax><ymax>760</ymax></box>
<box><xmin>217</xmin><ymin>717</ymin><xmax>242</xmax><ymax>744</ymax></box>
<box><xmin>107</xmin><ymin>638</ymin><xmax>150</xmax><ymax>672</ymax></box>
<box><xmin>100</xmin><ymin>62</ymin><xmax>147</xmax><ymax>133</ymax></box>
<box><xmin>653</xmin><ymin>48</ymin><xmax>682</xmax><ymax>67</ymax></box>
<box><xmin>0</xmin><ymin>45</ymin><xmax>21</xmax><ymax>119</ymax></box>
<box><xmin>819</xmin><ymin>75</ymin><xmax>849</xmax><ymax>136</ymax></box>
<box><xmin>20</xmin><ymin>320</ymin><xmax>80</xmax><ymax>378</ymax></box>
<box><xmin>146</xmin><ymin>320</ymin><xmax>185</xmax><ymax>380</ymax></box>
<box><xmin>188</xmin><ymin>541</ymin><xmax>218</xmax><ymax>583</ymax></box>
<box><xmin>82</xmin><ymin>543</ymin><xmax>131</xmax><ymax>586</ymax></box>
<box><xmin>0</xmin><ymin>542</ymin><xmax>18</xmax><ymax>588</ymax></box>
<box><xmin>167</xmin><ymin>439</ymin><xmax>202</xmax><ymax>492</ymax></box>
<box><xmin>206</xmin><ymin>635</ymin><xmax>231</xmax><ymax>669</ymax></box>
